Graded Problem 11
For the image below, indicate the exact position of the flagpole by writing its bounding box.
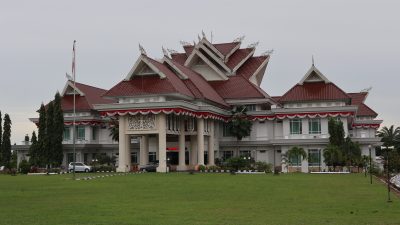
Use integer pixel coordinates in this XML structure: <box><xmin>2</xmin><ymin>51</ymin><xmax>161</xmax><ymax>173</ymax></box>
<box><xmin>72</xmin><ymin>40</ymin><xmax>76</xmax><ymax>181</ymax></box>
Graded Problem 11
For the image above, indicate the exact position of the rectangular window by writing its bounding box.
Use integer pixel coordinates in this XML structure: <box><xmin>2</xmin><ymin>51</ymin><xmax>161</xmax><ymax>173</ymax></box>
<box><xmin>131</xmin><ymin>152</ymin><xmax>137</xmax><ymax>164</ymax></box>
<box><xmin>245</xmin><ymin>104</ymin><xmax>256</xmax><ymax>111</ymax></box>
<box><xmin>308</xmin><ymin>149</ymin><xmax>321</xmax><ymax>167</ymax></box>
<box><xmin>63</xmin><ymin>127</ymin><xmax>70</xmax><ymax>141</ymax></box>
<box><xmin>223</xmin><ymin>123</ymin><xmax>233</xmax><ymax>137</ymax></box>
<box><xmin>149</xmin><ymin>152</ymin><xmax>157</xmax><ymax>163</ymax></box>
<box><xmin>240</xmin><ymin>150</ymin><xmax>251</xmax><ymax>158</ymax></box>
<box><xmin>222</xmin><ymin>151</ymin><xmax>233</xmax><ymax>160</ymax></box>
<box><xmin>308</xmin><ymin>118</ymin><xmax>321</xmax><ymax>134</ymax></box>
<box><xmin>92</xmin><ymin>127</ymin><xmax>97</xmax><ymax>140</ymax></box>
<box><xmin>289</xmin><ymin>154</ymin><xmax>301</xmax><ymax>166</ymax></box>
<box><xmin>76</xmin><ymin>126</ymin><xmax>85</xmax><ymax>140</ymax></box>
<box><xmin>290</xmin><ymin>118</ymin><xmax>302</xmax><ymax>134</ymax></box>
<box><xmin>204</xmin><ymin>151</ymin><xmax>208</xmax><ymax>165</ymax></box>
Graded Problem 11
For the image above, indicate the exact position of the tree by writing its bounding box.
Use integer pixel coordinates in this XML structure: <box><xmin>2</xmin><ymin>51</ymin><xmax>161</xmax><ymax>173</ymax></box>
<box><xmin>37</xmin><ymin>104</ymin><xmax>47</xmax><ymax>167</ymax></box>
<box><xmin>108</xmin><ymin>118</ymin><xmax>119</xmax><ymax>142</ymax></box>
<box><xmin>0</xmin><ymin>111</ymin><xmax>2</xmax><ymax>163</ymax></box>
<box><xmin>1</xmin><ymin>114</ymin><xmax>12</xmax><ymax>168</ymax></box>
<box><xmin>342</xmin><ymin>136</ymin><xmax>361</xmax><ymax>169</ymax></box>
<box><xmin>229</xmin><ymin>106</ymin><xmax>252</xmax><ymax>141</ymax></box>
<box><xmin>52</xmin><ymin>92</ymin><xmax>64</xmax><ymax>167</ymax></box>
<box><xmin>323</xmin><ymin>144</ymin><xmax>342</xmax><ymax>171</ymax></box>
<box><xmin>328</xmin><ymin>118</ymin><xmax>345</xmax><ymax>147</ymax></box>
<box><xmin>44</xmin><ymin>102</ymin><xmax>54</xmax><ymax>168</ymax></box>
<box><xmin>287</xmin><ymin>146</ymin><xmax>307</xmax><ymax>172</ymax></box>
<box><xmin>28</xmin><ymin>131</ymin><xmax>40</xmax><ymax>166</ymax></box>
<box><xmin>377</xmin><ymin>125</ymin><xmax>400</xmax><ymax>149</ymax></box>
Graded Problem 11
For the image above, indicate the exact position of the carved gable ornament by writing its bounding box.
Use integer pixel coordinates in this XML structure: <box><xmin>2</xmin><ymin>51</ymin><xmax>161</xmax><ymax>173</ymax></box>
<box><xmin>128</xmin><ymin>114</ymin><xmax>156</xmax><ymax>130</ymax></box>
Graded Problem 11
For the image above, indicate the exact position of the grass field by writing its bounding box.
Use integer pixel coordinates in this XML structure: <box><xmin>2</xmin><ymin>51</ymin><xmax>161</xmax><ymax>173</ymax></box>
<box><xmin>0</xmin><ymin>173</ymin><xmax>399</xmax><ymax>225</ymax></box>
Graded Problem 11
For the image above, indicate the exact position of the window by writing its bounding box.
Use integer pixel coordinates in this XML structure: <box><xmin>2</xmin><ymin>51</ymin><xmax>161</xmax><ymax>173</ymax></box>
<box><xmin>131</xmin><ymin>152</ymin><xmax>137</xmax><ymax>164</ymax></box>
<box><xmin>92</xmin><ymin>127</ymin><xmax>98</xmax><ymax>140</ymax></box>
<box><xmin>240</xmin><ymin>150</ymin><xmax>251</xmax><ymax>158</ymax></box>
<box><xmin>222</xmin><ymin>151</ymin><xmax>233</xmax><ymax>160</ymax></box>
<box><xmin>290</xmin><ymin>118</ymin><xmax>302</xmax><ymax>134</ymax></box>
<box><xmin>63</xmin><ymin>127</ymin><xmax>70</xmax><ymax>141</ymax></box>
<box><xmin>149</xmin><ymin>152</ymin><xmax>157</xmax><ymax>163</ymax></box>
<box><xmin>204</xmin><ymin>151</ymin><xmax>208</xmax><ymax>165</ymax></box>
<box><xmin>308</xmin><ymin>149</ymin><xmax>321</xmax><ymax>167</ymax></box>
<box><xmin>76</xmin><ymin>126</ymin><xmax>85</xmax><ymax>140</ymax></box>
<box><xmin>308</xmin><ymin>118</ymin><xmax>321</xmax><ymax>134</ymax></box>
<box><xmin>244</xmin><ymin>104</ymin><xmax>256</xmax><ymax>111</ymax></box>
<box><xmin>223</xmin><ymin>123</ymin><xmax>233</xmax><ymax>137</ymax></box>
<box><xmin>289</xmin><ymin>154</ymin><xmax>301</xmax><ymax>166</ymax></box>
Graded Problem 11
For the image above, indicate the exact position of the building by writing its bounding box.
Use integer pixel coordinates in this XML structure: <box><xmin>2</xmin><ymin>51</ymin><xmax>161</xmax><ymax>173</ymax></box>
<box><xmin>15</xmin><ymin>35</ymin><xmax>382</xmax><ymax>172</ymax></box>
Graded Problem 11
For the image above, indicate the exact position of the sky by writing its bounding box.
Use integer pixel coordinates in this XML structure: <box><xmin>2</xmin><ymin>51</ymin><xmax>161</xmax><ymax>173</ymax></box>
<box><xmin>1</xmin><ymin>0</ymin><xmax>399</xmax><ymax>144</ymax></box>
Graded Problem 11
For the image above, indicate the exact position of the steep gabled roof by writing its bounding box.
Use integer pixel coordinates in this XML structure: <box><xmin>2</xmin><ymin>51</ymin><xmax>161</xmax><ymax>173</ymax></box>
<box><xmin>237</xmin><ymin>56</ymin><xmax>269</xmax><ymax>79</ymax></box>
<box><xmin>62</xmin><ymin>82</ymin><xmax>114</xmax><ymax>111</ymax></box>
<box><xmin>209</xmin><ymin>75</ymin><xmax>269</xmax><ymax>99</ymax></box>
<box><xmin>279</xmin><ymin>82</ymin><xmax>351</xmax><ymax>103</ymax></box>
<box><xmin>170</xmin><ymin>53</ymin><xmax>187</xmax><ymax>65</ymax></box>
<box><xmin>104</xmin><ymin>56</ymin><xmax>194</xmax><ymax>99</ymax></box>
<box><xmin>348</xmin><ymin>92</ymin><xmax>378</xmax><ymax>117</ymax></box>
<box><xmin>212</xmin><ymin>42</ymin><xmax>240</xmax><ymax>57</ymax></box>
<box><xmin>226</xmin><ymin>48</ymin><xmax>254</xmax><ymax>70</ymax></box>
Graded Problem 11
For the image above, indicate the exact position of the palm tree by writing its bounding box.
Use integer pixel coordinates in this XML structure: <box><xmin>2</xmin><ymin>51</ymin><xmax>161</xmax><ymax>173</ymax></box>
<box><xmin>108</xmin><ymin>118</ymin><xmax>119</xmax><ymax>142</ymax></box>
<box><xmin>323</xmin><ymin>144</ymin><xmax>342</xmax><ymax>171</ymax></box>
<box><xmin>287</xmin><ymin>146</ymin><xmax>307</xmax><ymax>172</ymax></box>
<box><xmin>377</xmin><ymin>125</ymin><xmax>400</xmax><ymax>148</ymax></box>
<box><xmin>229</xmin><ymin>106</ymin><xmax>252</xmax><ymax>141</ymax></box>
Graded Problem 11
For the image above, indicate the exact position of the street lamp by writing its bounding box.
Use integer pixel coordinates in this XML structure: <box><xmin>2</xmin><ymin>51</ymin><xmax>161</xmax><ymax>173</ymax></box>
<box><xmin>368</xmin><ymin>145</ymin><xmax>372</xmax><ymax>184</ymax></box>
<box><xmin>380</xmin><ymin>145</ymin><xmax>394</xmax><ymax>203</ymax></box>
<box><xmin>166</xmin><ymin>158</ymin><xmax>170</xmax><ymax>173</ymax></box>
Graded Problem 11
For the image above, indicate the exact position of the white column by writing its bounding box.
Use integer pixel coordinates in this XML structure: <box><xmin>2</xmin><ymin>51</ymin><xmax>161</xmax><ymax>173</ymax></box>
<box><xmin>208</xmin><ymin>120</ymin><xmax>215</xmax><ymax>166</ymax></box>
<box><xmin>156</xmin><ymin>113</ymin><xmax>167</xmax><ymax>172</ymax></box>
<box><xmin>139</xmin><ymin>135</ymin><xmax>149</xmax><ymax>167</ymax></box>
<box><xmin>190</xmin><ymin>135</ymin><xmax>197</xmax><ymax>169</ymax></box>
<box><xmin>117</xmin><ymin>116</ymin><xmax>129</xmax><ymax>172</ymax></box>
<box><xmin>197</xmin><ymin>118</ymin><xmax>205</xmax><ymax>165</ymax></box>
<box><xmin>177</xmin><ymin>118</ymin><xmax>186</xmax><ymax>171</ymax></box>
<box><xmin>125</xmin><ymin>134</ymin><xmax>131</xmax><ymax>171</ymax></box>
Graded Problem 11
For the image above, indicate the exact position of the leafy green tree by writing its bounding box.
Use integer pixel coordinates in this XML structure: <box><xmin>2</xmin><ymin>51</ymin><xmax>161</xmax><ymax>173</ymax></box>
<box><xmin>323</xmin><ymin>144</ymin><xmax>342</xmax><ymax>171</ymax></box>
<box><xmin>328</xmin><ymin>118</ymin><xmax>345</xmax><ymax>147</ymax></box>
<box><xmin>52</xmin><ymin>92</ymin><xmax>64</xmax><ymax>167</ymax></box>
<box><xmin>342</xmin><ymin>136</ymin><xmax>361</xmax><ymax>169</ymax></box>
<box><xmin>229</xmin><ymin>106</ymin><xmax>252</xmax><ymax>141</ymax></box>
<box><xmin>1</xmin><ymin>114</ymin><xmax>12</xmax><ymax>168</ymax></box>
<box><xmin>377</xmin><ymin>125</ymin><xmax>400</xmax><ymax>149</ymax></box>
<box><xmin>37</xmin><ymin>104</ymin><xmax>47</xmax><ymax>167</ymax></box>
<box><xmin>44</xmin><ymin>102</ymin><xmax>54</xmax><ymax>168</ymax></box>
<box><xmin>287</xmin><ymin>146</ymin><xmax>307</xmax><ymax>172</ymax></box>
<box><xmin>108</xmin><ymin>118</ymin><xmax>119</xmax><ymax>142</ymax></box>
<box><xmin>28</xmin><ymin>131</ymin><xmax>40</xmax><ymax>166</ymax></box>
<box><xmin>226</xmin><ymin>157</ymin><xmax>247</xmax><ymax>171</ymax></box>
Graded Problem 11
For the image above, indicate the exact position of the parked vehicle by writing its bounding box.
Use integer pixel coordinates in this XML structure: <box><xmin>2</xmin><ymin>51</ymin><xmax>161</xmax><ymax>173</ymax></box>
<box><xmin>139</xmin><ymin>163</ymin><xmax>158</xmax><ymax>172</ymax></box>
<box><xmin>68</xmin><ymin>162</ymin><xmax>92</xmax><ymax>173</ymax></box>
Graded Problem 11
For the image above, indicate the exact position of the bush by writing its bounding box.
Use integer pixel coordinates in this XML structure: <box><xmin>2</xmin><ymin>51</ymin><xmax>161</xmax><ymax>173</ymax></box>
<box><xmin>198</xmin><ymin>165</ymin><xmax>206</xmax><ymax>171</ymax></box>
<box><xmin>255</xmin><ymin>162</ymin><xmax>272</xmax><ymax>173</ymax></box>
<box><xmin>226</xmin><ymin>157</ymin><xmax>247</xmax><ymax>171</ymax></box>
<box><xmin>208</xmin><ymin>165</ymin><xmax>220</xmax><ymax>171</ymax></box>
<box><xmin>19</xmin><ymin>160</ymin><xmax>31</xmax><ymax>174</ymax></box>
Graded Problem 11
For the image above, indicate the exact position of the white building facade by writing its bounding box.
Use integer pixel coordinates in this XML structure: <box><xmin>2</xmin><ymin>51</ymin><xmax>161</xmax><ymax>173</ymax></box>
<box><xmin>15</xmin><ymin>35</ymin><xmax>382</xmax><ymax>172</ymax></box>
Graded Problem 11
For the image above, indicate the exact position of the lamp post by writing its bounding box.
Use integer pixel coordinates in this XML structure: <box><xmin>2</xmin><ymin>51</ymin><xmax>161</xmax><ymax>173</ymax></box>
<box><xmin>381</xmin><ymin>145</ymin><xmax>394</xmax><ymax>203</ymax></box>
<box><xmin>369</xmin><ymin>145</ymin><xmax>372</xmax><ymax>184</ymax></box>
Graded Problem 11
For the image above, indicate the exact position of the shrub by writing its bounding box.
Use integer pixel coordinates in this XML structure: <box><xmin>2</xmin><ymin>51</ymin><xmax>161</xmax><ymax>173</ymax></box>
<box><xmin>208</xmin><ymin>165</ymin><xmax>220</xmax><ymax>171</ymax></box>
<box><xmin>198</xmin><ymin>165</ymin><xmax>206</xmax><ymax>171</ymax></box>
<box><xmin>19</xmin><ymin>160</ymin><xmax>31</xmax><ymax>174</ymax></box>
<box><xmin>257</xmin><ymin>162</ymin><xmax>273</xmax><ymax>173</ymax></box>
<box><xmin>226</xmin><ymin>157</ymin><xmax>247</xmax><ymax>171</ymax></box>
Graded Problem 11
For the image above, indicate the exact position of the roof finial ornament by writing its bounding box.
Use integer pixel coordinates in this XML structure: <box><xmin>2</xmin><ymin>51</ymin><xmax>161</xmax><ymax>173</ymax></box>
<box><xmin>197</xmin><ymin>34</ymin><xmax>201</xmax><ymax>42</ymax></box>
<box><xmin>210</xmin><ymin>31</ymin><xmax>213</xmax><ymax>43</ymax></box>
<box><xmin>180</xmin><ymin>40</ymin><xmax>191</xmax><ymax>46</ymax></box>
<box><xmin>202</xmin><ymin>30</ymin><xmax>206</xmax><ymax>39</ymax></box>
<box><xmin>167</xmin><ymin>48</ymin><xmax>178</xmax><ymax>54</ymax></box>
<box><xmin>312</xmin><ymin>55</ymin><xmax>315</xmax><ymax>66</ymax></box>
<box><xmin>261</xmin><ymin>49</ymin><xmax>274</xmax><ymax>56</ymax></box>
<box><xmin>162</xmin><ymin>46</ymin><xmax>169</xmax><ymax>57</ymax></box>
<box><xmin>233</xmin><ymin>35</ymin><xmax>245</xmax><ymax>43</ymax></box>
<box><xmin>139</xmin><ymin>43</ymin><xmax>147</xmax><ymax>55</ymax></box>
<box><xmin>247</xmin><ymin>41</ymin><xmax>259</xmax><ymax>49</ymax></box>
<box><xmin>360</xmin><ymin>86</ymin><xmax>372</xmax><ymax>93</ymax></box>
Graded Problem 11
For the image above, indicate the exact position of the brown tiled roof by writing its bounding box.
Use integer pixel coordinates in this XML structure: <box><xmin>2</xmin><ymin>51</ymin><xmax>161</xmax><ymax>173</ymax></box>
<box><xmin>348</xmin><ymin>92</ymin><xmax>378</xmax><ymax>117</ymax></box>
<box><xmin>279</xmin><ymin>82</ymin><xmax>351</xmax><ymax>103</ymax></box>
<box><xmin>236</xmin><ymin>56</ymin><xmax>269</xmax><ymax>79</ymax></box>
<box><xmin>212</xmin><ymin>42</ymin><xmax>240</xmax><ymax>56</ymax></box>
<box><xmin>209</xmin><ymin>75</ymin><xmax>268</xmax><ymax>99</ymax></box>
<box><xmin>226</xmin><ymin>48</ymin><xmax>253</xmax><ymax>69</ymax></box>
<box><xmin>170</xmin><ymin>53</ymin><xmax>187</xmax><ymax>65</ymax></box>
<box><xmin>62</xmin><ymin>82</ymin><xmax>114</xmax><ymax>111</ymax></box>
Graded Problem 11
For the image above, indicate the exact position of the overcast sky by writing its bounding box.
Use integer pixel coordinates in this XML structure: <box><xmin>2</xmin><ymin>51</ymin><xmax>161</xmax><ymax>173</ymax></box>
<box><xmin>1</xmin><ymin>0</ymin><xmax>399</xmax><ymax>144</ymax></box>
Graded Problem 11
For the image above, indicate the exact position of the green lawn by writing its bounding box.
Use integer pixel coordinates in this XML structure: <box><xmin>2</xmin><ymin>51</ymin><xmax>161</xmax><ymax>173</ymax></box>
<box><xmin>0</xmin><ymin>173</ymin><xmax>399</xmax><ymax>225</ymax></box>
